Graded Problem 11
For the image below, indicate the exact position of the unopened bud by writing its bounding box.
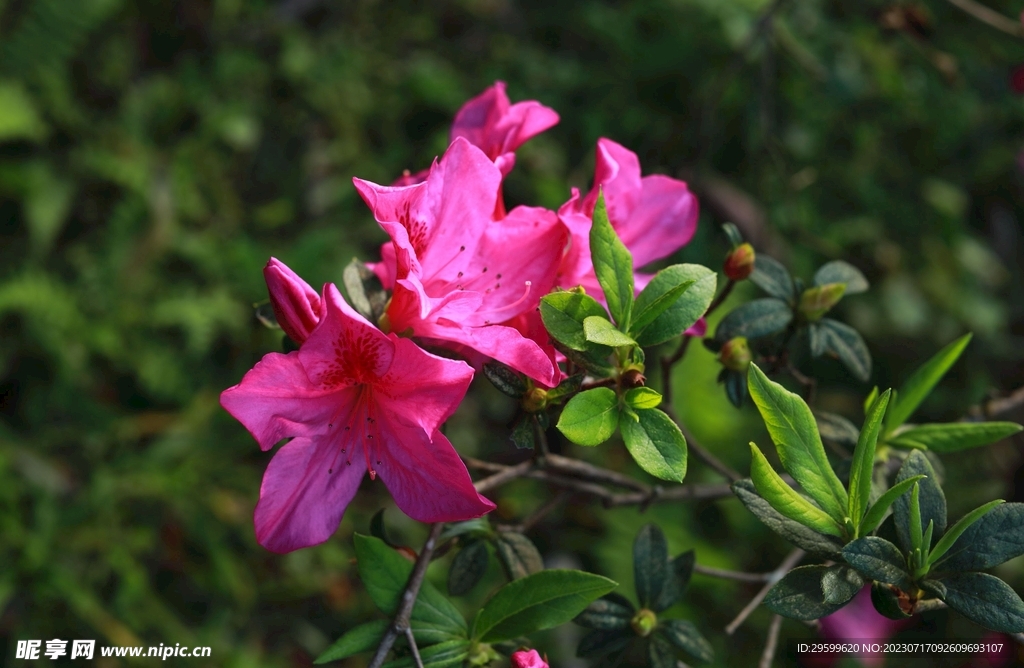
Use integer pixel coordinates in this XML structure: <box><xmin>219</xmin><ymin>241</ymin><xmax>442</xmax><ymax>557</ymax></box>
<box><xmin>719</xmin><ymin>337</ymin><xmax>752</xmax><ymax>372</ymax></box>
<box><xmin>724</xmin><ymin>243</ymin><xmax>756</xmax><ymax>281</ymax></box>
<box><xmin>798</xmin><ymin>283</ymin><xmax>846</xmax><ymax>321</ymax></box>
<box><xmin>621</xmin><ymin>365</ymin><xmax>646</xmax><ymax>389</ymax></box>
<box><xmin>631</xmin><ymin>609</ymin><xmax>658</xmax><ymax>637</ymax></box>
<box><xmin>522</xmin><ymin>387</ymin><xmax>548</xmax><ymax>413</ymax></box>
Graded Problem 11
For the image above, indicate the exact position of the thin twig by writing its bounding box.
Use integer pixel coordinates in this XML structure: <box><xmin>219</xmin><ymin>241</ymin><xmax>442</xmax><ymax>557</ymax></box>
<box><xmin>725</xmin><ymin>549</ymin><xmax>805</xmax><ymax>635</ymax></box>
<box><xmin>545</xmin><ymin>453</ymin><xmax>649</xmax><ymax>492</ymax></box>
<box><xmin>758</xmin><ymin>614</ymin><xmax>784</xmax><ymax>668</ymax></box>
<box><xmin>693</xmin><ymin>564</ymin><xmax>778</xmax><ymax>583</ymax></box>
<box><xmin>471</xmin><ymin>459</ymin><xmax>534</xmax><ymax>494</ymax></box>
<box><xmin>603</xmin><ymin>482</ymin><xmax>735</xmax><ymax>507</ymax></box>
<box><xmin>661</xmin><ymin>404</ymin><xmax>743</xmax><ymax>482</ymax></box>
<box><xmin>945</xmin><ymin>0</ymin><xmax>1023</xmax><ymax>37</ymax></box>
<box><xmin>404</xmin><ymin>627</ymin><xmax>424</xmax><ymax>668</ymax></box>
<box><xmin>969</xmin><ymin>385</ymin><xmax>1024</xmax><ymax>420</ymax></box>
<box><xmin>367</xmin><ymin>523</ymin><xmax>444</xmax><ymax>668</ymax></box>
<box><xmin>502</xmin><ymin>491</ymin><xmax>570</xmax><ymax>534</ymax></box>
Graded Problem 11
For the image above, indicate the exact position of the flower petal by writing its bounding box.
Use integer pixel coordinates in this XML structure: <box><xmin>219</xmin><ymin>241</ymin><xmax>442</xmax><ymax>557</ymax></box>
<box><xmin>254</xmin><ymin>435</ymin><xmax>365</xmax><ymax>553</ymax></box>
<box><xmin>264</xmin><ymin>258</ymin><xmax>322</xmax><ymax>344</ymax></box>
<box><xmin>582</xmin><ymin>138</ymin><xmax>642</xmax><ymax>226</ymax></box>
<box><xmin>417</xmin><ymin>318</ymin><xmax>557</xmax><ymax>387</ymax></box>
<box><xmin>376</xmin><ymin>424</ymin><xmax>495</xmax><ymax>523</ymax></box>
<box><xmin>617</xmin><ymin>174</ymin><xmax>699</xmax><ymax>268</ymax></box>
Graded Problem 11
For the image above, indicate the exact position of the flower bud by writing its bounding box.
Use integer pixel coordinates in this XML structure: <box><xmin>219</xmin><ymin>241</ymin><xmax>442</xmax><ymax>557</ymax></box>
<box><xmin>798</xmin><ymin>283</ymin><xmax>846</xmax><ymax>321</ymax></box>
<box><xmin>264</xmin><ymin>259</ymin><xmax>322</xmax><ymax>345</ymax></box>
<box><xmin>621</xmin><ymin>365</ymin><xmax>646</xmax><ymax>389</ymax></box>
<box><xmin>718</xmin><ymin>337</ymin><xmax>752</xmax><ymax>372</ymax></box>
<box><xmin>522</xmin><ymin>387</ymin><xmax>548</xmax><ymax>413</ymax></box>
<box><xmin>631</xmin><ymin>608</ymin><xmax>658</xmax><ymax>637</ymax></box>
<box><xmin>510</xmin><ymin>649</ymin><xmax>549</xmax><ymax>668</ymax></box>
<box><xmin>724</xmin><ymin>243</ymin><xmax>756</xmax><ymax>281</ymax></box>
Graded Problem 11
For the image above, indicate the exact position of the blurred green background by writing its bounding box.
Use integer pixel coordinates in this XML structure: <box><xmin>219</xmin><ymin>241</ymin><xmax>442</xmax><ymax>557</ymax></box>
<box><xmin>2</xmin><ymin>0</ymin><xmax>1024</xmax><ymax>665</ymax></box>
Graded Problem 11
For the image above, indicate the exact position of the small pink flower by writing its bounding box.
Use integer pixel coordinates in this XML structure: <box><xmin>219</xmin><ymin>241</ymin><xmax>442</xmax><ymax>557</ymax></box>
<box><xmin>356</xmin><ymin>137</ymin><xmax>566</xmax><ymax>386</ymax></box>
<box><xmin>511</xmin><ymin>649</ymin><xmax>549</xmax><ymax>668</ymax></box>
<box><xmin>221</xmin><ymin>278</ymin><xmax>494</xmax><ymax>553</ymax></box>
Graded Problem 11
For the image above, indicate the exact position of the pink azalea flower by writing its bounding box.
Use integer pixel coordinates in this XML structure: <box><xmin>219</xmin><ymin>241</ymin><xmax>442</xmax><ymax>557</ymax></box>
<box><xmin>511</xmin><ymin>649</ymin><xmax>549</xmax><ymax>668</ymax></box>
<box><xmin>556</xmin><ymin>138</ymin><xmax>704</xmax><ymax>335</ymax></box>
<box><xmin>815</xmin><ymin>587</ymin><xmax>908</xmax><ymax>668</ymax></box>
<box><xmin>220</xmin><ymin>279</ymin><xmax>495</xmax><ymax>553</ymax></box>
<box><xmin>355</xmin><ymin>137</ymin><xmax>566</xmax><ymax>386</ymax></box>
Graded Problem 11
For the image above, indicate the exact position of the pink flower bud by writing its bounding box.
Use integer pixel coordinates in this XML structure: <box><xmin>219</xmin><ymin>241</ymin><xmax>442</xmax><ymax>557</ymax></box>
<box><xmin>511</xmin><ymin>649</ymin><xmax>548</xmax><ymax>668</ymax></box>
<box><xmin>263</xmin><ymin>258</ymin><xmax>322</xmax><ymax>345</ymax></box>
<box><xmin>724</xmin><ymin>243</ymin><xmax>756</xmax><ymax>281</ymax></box>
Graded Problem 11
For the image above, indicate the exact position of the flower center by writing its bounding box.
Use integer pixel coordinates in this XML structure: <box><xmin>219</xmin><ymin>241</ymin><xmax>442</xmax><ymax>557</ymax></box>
<box><xmin>325</xmin><ymin>386</ymin><xmax>383</xmax><ymax>480</ymax></box>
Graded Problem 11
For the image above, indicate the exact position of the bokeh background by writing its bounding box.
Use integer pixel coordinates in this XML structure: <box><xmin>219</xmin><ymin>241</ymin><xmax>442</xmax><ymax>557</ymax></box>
<box><xmin>2</xmin><ymin>0</ymin><xmax>1024</xmax><ymax>666</ymax></box>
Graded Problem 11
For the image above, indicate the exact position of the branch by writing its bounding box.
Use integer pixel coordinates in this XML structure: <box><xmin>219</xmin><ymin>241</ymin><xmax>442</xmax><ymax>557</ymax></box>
<box><xmin>725</xmin><ymin>549</ymin><xmax>805</xmax><ymax>635</ymax></box>
<box><xmin>367</xmin><ymin>523</ymin><xmax>444</xmax><ymax>668</ymax></box>
<box><xmin>693</xmin><ymin>563</ymin><xmax>779</xmax><ymax>583</ymax></box>
<box><xmin>945</xmin><ymin>0</ymin><xmax>1023</xmax><ymax>37</ymax></box>
<box><xmin>472</xmin><ymin>459</ymin><xmax>534</xmax><ymax>494</ymax></box>
<box><xmin>661</xmin><ymin>404</ymin><xmax>743</xmax><ymax>482</ymax></box>
<box><xmin>501</xmin><ymin>491</ymin><xmax>570</xmax><ymax>534</ymax></box>
<box><xmin>544</xmin><ymin>453</ymin><xmax>649</xmax><ymax>492</ymax></box>
<box><xmin>968</xmin><ymin>385</ymin><xmax>1024</xmax><ymax>420</ymax></box>
<box><xmin>758</xmin><ymin>614</ymin><xmax>784</xmax><ymax>668</ymax></box>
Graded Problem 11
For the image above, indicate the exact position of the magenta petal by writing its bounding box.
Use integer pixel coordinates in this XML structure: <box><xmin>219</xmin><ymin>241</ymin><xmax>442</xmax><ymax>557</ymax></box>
<box><xmin>377</xmin><ymin>337</ymin><xmax>474</xmax><ymax>436</ymax></box>
<box><xmin>419</xmin><ymin>319</ymin><xmax>557</xmax><ymax>387</ymax></box>
<box><xmin>502</xmin><ymin>100</ymin><xmax>560</xmax><ymax>152</ymax></box>
<box><xmin>583</xmin><ymin>138</ymin><xmax>642</xmax><ymax>225</ymax></box>
<box><xmin>254</xmin><ymin>436</ymin><xmax>365</xmax><ymax>553</ymax></box>
<box><xmin>616</xmin><ymin>174</ymin><xmax>699</xmax><ymax>268</ymax></box>
<box><xmin>377</xmin><ymin>424</ymin><xmax>495</xmax><ymax>522</ymax></box>
<box><xmin>264</xmin><ymin>258</ymin><xmax>322</xmax><ymax>344</ymax></box>
<box><xmin>685</xmin><ymin>317</ymin><xmax>707</xmax><ymax>337</ymax></box>
<box><xmin>220</xmin><ymin>352</ymin><xmax>341</xmax><ymax>451</ymax></box>
<box><xmin>451</xmin><ymin>82</ymin><xmax>558</xmax><ymax>163</ymax></box>
<box><xmin>511</xmin><ymin>650</ymin><xmax>549</xmax><ymax>668</ymax></box>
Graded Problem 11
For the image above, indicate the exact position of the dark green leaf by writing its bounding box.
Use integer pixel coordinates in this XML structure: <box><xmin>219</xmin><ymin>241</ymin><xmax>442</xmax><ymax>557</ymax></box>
<box><xmin>510</xmin><ymin>415</ymin><xmax>535</xmax><ymax>450</ymax></box>
<box><xmin>747</xmin><ymin>364</ymin><xmax>849</xmax><ymax>523</ymax></box>
<box><xmin>648</xmin><ymin>634</ymin><xmax>677</xmax><ymax>668</ymax></box>
<box><xmin>354</xmin><ymin>534</ymin><xmax>467</xmax><ymax>640</ymax></box>
<box><xmin>894</xmin><ymin>452</ymin><xmax>946</xmax><ymax>553</ymax></box>
<box><xmin>539</xmin><ymin>291</ymin><xmax>609</xmax><ymax>352</ymax></box>
<box><xmin>722</xmin><ymin>222</ymin><xmax>744</xmax><ymax>247</ymax></box>
<box><xmin>620</xmin><ymin>408</ymin><xmax>687</xmax><ymax>483</ymax></box>
<box><xmin>764</xmin><ymin>565</ymin><xmax>858</xmax><ymax>620</ymax></box>
<box><xmin>715</xmin><ymin>298</ymin><xmax>793</xmax><ymax>341</ymax></box>
<box><xmin>724</xmin><ymin>369</ymin><xmax>747</xmax><ymax>408</ymax></box>
<box><xmin>583</xmin><ymin>315</ymin><xmax>636</xmax><ymax>347</ymax></box>
<box><xmin>590</xmin><ymin>191</ymin><xmax>634</xmax><ymax>329</ymax></box>
<box><xmin>921</xmin><ymin>578</ymin><xmax>947</xmax><ymax>600</ymax></box>
<box><xmin>940</xmin><ymin>572</ymin><xmax>1024</xmax><ymax>633</ymax></box>
<box><xmin>885</xmin><ymin>333</ymin><xmax>972</xmax><ymax>434</ymax></box>
<box><xmin>483</xmin><ymin>362</ymin><xmax>527</xmax><ymax>398</ymax></box>
<box><xmin>927</xmin><ymin>500</ymin><xmax>1004</xmax><ymax>568</ymax></box>
<box><xmin>814</xmin><ymin>411</ymin><xmax>860</xmax><ymax>448</ymax></box>
<box><xmin>731</xmin><ymin>479</ymin><xmax>845</xmax><ymax>558</ymax></box>
<box><xmin>448</xmin><ymin>539</ymin><xmax>489</xmax><ymax>596</ymax></box>
<box><xmin>574</xmin><ymin>592</ymin><xmax>635</xmax><ymax>630</ymax></box>
<box><xmin>576</xmin><ymin>629</ymin><xmax>632</xmax><ymax>659</ymax></box>
<box><xmin>495</xmin><ymin>532</ymin><xmax>544</xmax><ymax>581</ymax></box>
<box><xmin>748</xmin><ymin>443</ymin><xmax>843</xmax><ymax>537</ymax></box>
<box><xmin>370</xmin><ymin>508</ymin><xmax>395</xmax><ymax>547</ymax></box>
<box><xmin>655</xmin><ymin>550</ymin><xmax>695</xmax><ymax>613</ymax></box>
<box><xmin>821</xmin><ymin>564</ymin><xmax>865</xmax><ymax>605</ymax></box>
<box><xmin>632</xmin><ymin>264</ymin><xmax>717</xmax><ymax>346</ymax></box>
<box><xmin>888</xmin><ymin>422</ymin><xmax>1023</xmax><ymax>453</ymax></box>
<box><xmin>817</xmin><ymin>318</ymin><xmax>872</xmax><ymax>382</ymax></box>
<box><xmin>849</xmin><ymin>390</ymin><xmax>891</xmax><ymax>525</ymax></box>
<box><xmin>870</xmin><ymin>582</ymin><xmax>912</xmax><ymax>620</ymax></box>
<box><xmin>933</xmin><ymin>502</ymin><xmax>1024</xmax><ymax>573</ymax></box>
<box><xmin>750</xmin><ymin>255</ymin><xmax>795</xmax><ymax>302</ymax></box>
<box><xmin>842</xmin><ymin>537</ymin><xmax>913</xmax><ymax>590</ymax></box>
<box><xmin>439</xmin><ymin>519</ymin><xmax>491</xmax><ymax>542</ymax></box>
<box><xmin>814</xmin><ymin>260</ymin><xmax>869</xmax><ymax>294</ymax></box>
<box><xmin>472</xmin><ymin>569</ymin><xmax>617</xmax><ymax>642</ymax></box>
<box><xmin>381</xmin><ymin>639</ymin><xmax>472</xmax><ymax>668</ymax></box>
<box><xmin>545</xmin><ymin>374</ymin><xmax>584</xmax><ymax>402</ymax></box>
<box><xmin>556</xmin><ymin>388</ymin><xmax>619</xmax><ymax>447</ymax></box>
<box><xmin>314</xmin><ymin>620</ymin><xmax>388</xmax><ymax>664</ymax></box>
<box><xmin>659</xmin><ymin>619</ymin><xmax>714</xmax><ymax>663</ymax></box>
<box><xmin>633</xmin><ymin>524</ymin><xmax>669</xmax><ymax>609</ymax></box>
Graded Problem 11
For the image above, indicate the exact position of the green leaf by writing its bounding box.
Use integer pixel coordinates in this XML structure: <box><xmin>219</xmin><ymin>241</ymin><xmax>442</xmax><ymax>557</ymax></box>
<box><xmin>815</xmin><ymin>411</ymin><xmax>861</xmax><ymax>448</ymax></box>
<box><xmin>849</xmin><ymin>389</ymin><xmax>891</xmax><ymax>526</ymax></box>
<box><xmin>748</xmin><ymin>444</ymin><xmax>844</xmax><ymax>538</ymax></box>
<box><xmin>714</xmin><ymin>298</ymin><xmax>793</xmax><ymax>341</ymax></box>
<box><xmin>722</xmin><ymin>222</ymin><xmax>744</xmax><ymax>247</ymax></box>
<box><xmin>648</xmin><ymin>634</ymin><xmax>677</xmax><ymax>668</ymax></box>
<box><xmin>864</xmin><ymin>387</ymin><xmax>880</xmax><ymax>415</ymax></box>
<box><xmin>655</xmin><ymin>550</ymin><xmax>695</xmax><ymax>613</ymax></box>
<box><xmin>574</xmin><ymin>593</ymin><xmax>635</xmax><ymax>630</ymax></box>
<box><xmin>750</xmin><ymin>255</ymin><xmax>795</xmax><ymax>302</ymax></box>
<box><xmin>821</xmin><ymin>564</ymin><xmax>866</xmax><ymax>605</ymax></box>
<box><xmin>814</xmin><ymin>260</ymin><xmax>869</xmax><ymax>294</ymax></box>
<box><xmin>510</xmin><ymin>415</ymin><xmax>535</xmax><ymax>450</ymax></box>
<box><xmin>747</xmin><ymin>364</ymin><xmax>849</xmax><ymax>523</ymax></box>
<box><xmin>870</xmin><ymin>581</ymin><xmax>912</xmax><ymax>620</ymax></box>
<box><xmin>545</xmin><ymin>374</ymin><xmax>584</xmax><ymax>402</ymax></box>
<box><xmin>590</xmin><ymin>190</ymin><xmax>634</xmax><ymax>329</ymax></box>
<box><xmin>625</xmin><ymin>387</ymin><xmax>661</xmax><ymax>410</ymax></box>
<box><xmin>633</xmin><ymin>524</ymin><xmax>670</xmax><ymax>609</ymax></box>
<box><xmin>927</xmin><ymin>500</ymin><xmax>1005</xmax><ymax>568</ymax></box>
<box><xmin>842</xmin><ymin>537</ymin><xmax>914</xmax><ymax>590</ymax></box>
<box><xmin>909</xmin><ymin>483</ymin><xmax>924</xmax><ymax>555</ymax></box>
<box><xmin>354</xmin><ymin>534</ymin><xmax>467</xmax><ymax>641</ymax></box>
<box><xmin>482</xmin><ymin>362</ymin><xmax>527</xmax><ymax>398</ymax></box>
<box><xmin>381</xmin><ymin>639</ymin><xmax>473</xmax><ymax>668</ymax></box>
<box><xmin>816</xmin><ymin>318</ymin><xmax>872</xmax><ymax>382</ymax></box>
<box><xmin>583</xmin><ymin>315</ymin><xmax>636</xmax><ymax>347</ymax></box>
<box><xmin>343</xmin><ymin>258</ymin><xmax>388</xmax><ymax>322</ymax></box>
<box><xmin>576</xmin><ymin>629</ymin><xmax>632</xmax><ymax>659</ymax></box>
<box><xmin>620</xmin><ymin>408</ymin><xmax>687</xmax><ymax>483</ymax></box>
<box><xmin>472</xmin><ymin>569</ymin><xmax>617</xmax><ymax>642</ymax></box>
<box><xmin>659</xmin><ymin>619</ymin><xmax>714</xmax><ymax>663</ymax></box>
<box><xmin>731</xmin><ymin>479</ymin><xmax>845</xmax><ymax>557</ymax></box>
<box><xmin>539</xmin><ymin>291</ymin><xmax>610</xmax><ymax>352</ymax></box>
<box><xmin>439</xmin><ymin>519</ymin><xmax>491</xmax><ymax>542</ymax></box>
<box><xmin>557</xmin><ymin>388</ymin><xmax>619</xmax><ymax>447</ymax></box>
<box><xmin>370</xmin><ymin>508</ymin><xmax>396</xmax><ymax>547</ymax></box>
<box><xmin>723</xmin><ymin>368</ymin><xmax>748</xmax><ymax>408</ymax></box>
<box><xmin>859</xmin><ymin>475</ymin><xmax>926</xmax><ymax>537</ymax></box>
<box><xmin>933</xmin><ymin>503</ymin><xmax>1024</xmax><ymax>572</ymax></box>
<box><xmin>448</xmin><ymin>539</ymin><xmax>490</xmax><ymax>596</ymax></box>
<box><xmin>314</xmin><ymin>620</ymin><xmax>388</xmax><ymax>664</ymax></box>
<box><xmin>0</xmin><ymin>80</ymin><xmax>48</xmax><ymax>142</ymax></box>
<box><xmin>764</xmin><ymin>565</ymin><xmax>859</xmax><ymax>620</ymax></box>
<box><xmin>940</xmin><ymin>572</ymin><xmax>1024</xmax><ymax>633</ymax></box>
<box><xmin>888</xmin><ymin>422</ymin><xmax>1023</xmax><ymax>453</ymax></box>
<box><xmin>885</xmin><ymin>333</ymin><xmax>972</xmax><ymax>433</ymax></box>
<box><xmin>495</xmin><ymin>532</ymin><xmax>544</xmax><ymax>581</ymax></box>
<box><xmin>893</xmin><ymin>452</ymin><xmax>946</xmax><ymax>553</ymax></box>
<box><xmin>632</xmin><ymin>264</ymin><xmax>717</xmax><ymax>346</ymax></box>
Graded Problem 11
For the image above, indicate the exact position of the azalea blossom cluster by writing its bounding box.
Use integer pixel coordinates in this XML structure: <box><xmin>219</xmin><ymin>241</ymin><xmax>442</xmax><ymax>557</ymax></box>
<box><xmin>221</xmin><ymin>82</ymin><xmax>700</xmax><ymax>553</ymax></box>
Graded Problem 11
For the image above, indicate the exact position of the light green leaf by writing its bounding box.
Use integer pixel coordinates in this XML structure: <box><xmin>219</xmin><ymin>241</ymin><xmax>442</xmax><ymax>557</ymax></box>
<box><xmin>472</xmin><ymin>570</ymin><xmax>617</xmax><ymax>642</ymax></box>
<box><xmin>732</xmin><ymin>479</ymin><xmax>845</xmax><ymax>557</ymax></box>
<box><xmin>748</xmin><ymin>444</ymin><xmax>843</xmax><ymax>538</ymax></box>
<box><xmin>0</xmin><ymin>80</ymin><xmax>48</xmax><ymax>142</ymax></box>
<box><xmin>539</xmin><ymin>291</ymin><xmax>610</xmax><ymax>352</ymax></box>
<box><xmin>747</xmin><ymin>364</ymin><xmax>849</xmax><ymax>524</ymax></box>
<box><xmin>620</xmin><ymin>408</ymin><xmax>687</xmax><ymax>483</ymax></box>
<box><xmin>583</xmin><ymin>315</ymin><xmax>636</xmax><ymax>347</ymax></box>
<box><xmin>590</xmin><ymin>190</ymin><xmax>634</xmax><ymax>329</ymax></box>
<box><xmin>625</xmin><ymin>387</ymin><xmax>662</xmax><ymax>410</ymax></box>
<box><xmin>888</xmin><ymin>422</ymin><xmax>1023</xmax><ymax>453</ymax></box>
<box><xmin>314</xmin><ymin>620</ymin><xmax>388</xmax><ymax>664</ymax></box>
<box><xmin>885</xmin><ymin>334</ymin><xmax>972</xmax><ymax>434</ymax></box>
<box><xmin>557</xmin><ymin>388</ymin><xmax>619</xmax><ymax>446</ymax></box>
<box><xmin>849</xmin><ymin>389</ymin><xmax>891</xmax><ymax>527</ymax></box>
<box><xmin>859</xmin><ymin>475</ymin><xmax>925</xmax><ymax>537</ymax></box>
<box><xmin>631</xmin><ymin>264</ymin><xmax>717</xmax><ymax>346</ymax></box>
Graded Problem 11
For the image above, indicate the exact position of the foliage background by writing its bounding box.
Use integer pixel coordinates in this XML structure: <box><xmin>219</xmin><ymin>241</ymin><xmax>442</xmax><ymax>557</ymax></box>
<box><xmin>1</xmin><ymin>0</ymin><xmax>1024</xmax><ymax>665</ymax></box>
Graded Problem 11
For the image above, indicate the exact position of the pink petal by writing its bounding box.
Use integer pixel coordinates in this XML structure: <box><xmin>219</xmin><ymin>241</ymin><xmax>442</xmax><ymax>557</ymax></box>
<box><xmin>391</xmin><ymin>168</ymin><xmax>429</xmax><ymax>187</ymax></box>
<box><xmin>450</xmin><ymin>82</ymin><xmax>559</xmax><ymax>162</ymax></box>
<box><xmin>616</xmin><ymin>175</ymin><xmax>699</xmax><ymax>268</ymax></box>
<box><xmin>376</xmin><ymin>423</ymin><xmax>495</xmax><ymax>522</ymax></box>
<box><xmin>254</xmin><ymin>435</ymin><xmax>366</xmax><ymax>553</ymax></box>
<box><xmin>500</xmin><ymin>100</ymin><xmax>560</xmax><ymax>153</ymax></box>
<box><xmin>582</xmin><ymin>138</ymin><xmax>642</xmax><ymax>226</ymax></box>
<box><xmin>264</xmin><ymin>258</ymin><xmax>322</xmax><ymax>344</ymax></box>
<box><xmin>417</xmin><ymin>318</ymin><xmax>557</xmax><ymax>387</ymax></box>
<box><xmin>685</xmin><ymin>317</ymin><xmax>707</xmax><ymax>338</ymax></box>
<box><xmin>220</xmin><ymin>352</ymin><xmax>343</xmax><ymax>451</ymax></box>
<box><xmin>511</xmin><ymin>649</ymin><xmax>549</xmax><ymax>668</ymax></box>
